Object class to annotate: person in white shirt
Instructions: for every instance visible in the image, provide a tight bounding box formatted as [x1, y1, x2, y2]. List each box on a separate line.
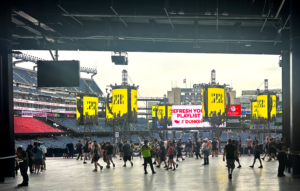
[202, 140, 209, 165]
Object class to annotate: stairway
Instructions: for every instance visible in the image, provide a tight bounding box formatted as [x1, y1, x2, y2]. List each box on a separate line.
[83, 80, 94, 93]
[14, 71, 30, 84]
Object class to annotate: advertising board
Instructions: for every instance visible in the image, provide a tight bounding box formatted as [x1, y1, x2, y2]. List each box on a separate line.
[226, 104, 241, 116]
[170, 105, 226, 128]
[112, 89, 128, 121]
[251, 102, 258, 119]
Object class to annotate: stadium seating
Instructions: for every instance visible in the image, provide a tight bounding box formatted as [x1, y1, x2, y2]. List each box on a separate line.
[13, 67, 102, 96]
[14, 117, 63, 133]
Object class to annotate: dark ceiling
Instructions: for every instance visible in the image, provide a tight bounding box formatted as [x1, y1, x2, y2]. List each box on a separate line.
[10, 0, 288, 54]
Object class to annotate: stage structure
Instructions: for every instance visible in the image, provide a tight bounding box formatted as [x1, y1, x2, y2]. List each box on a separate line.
[105, 70, 138, 142]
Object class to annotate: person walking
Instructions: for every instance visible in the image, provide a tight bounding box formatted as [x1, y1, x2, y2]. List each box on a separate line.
[165, 143, 177, 171]
[249, 140, 263, 169]
[223, 139, 236, 180]
[232, 140, 241, 168]
[156, 141, 167, 168]
[139, 140, 156, 174]
[16, 147, 29, 187]
[245, 137, 252, 156]
[268, 138, 277, 161]
[122, 140, 133, 167]
[104, 142, 115, 168]
[76, 140, 83, 160]
[276, 137, 288, 177]
[176, 139, 185, 161]
[261, 137, 270, 161]
[212, 138, 218, 157]
[83, 140, 90, 164]
[92, 143, 103, 172]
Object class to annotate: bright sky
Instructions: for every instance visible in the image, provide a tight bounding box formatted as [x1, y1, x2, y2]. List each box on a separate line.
[16, 51, 281, 98]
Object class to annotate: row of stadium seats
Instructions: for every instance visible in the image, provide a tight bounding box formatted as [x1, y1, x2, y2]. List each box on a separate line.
[13, 67, 102, 94]
[15, 117, 63, 133]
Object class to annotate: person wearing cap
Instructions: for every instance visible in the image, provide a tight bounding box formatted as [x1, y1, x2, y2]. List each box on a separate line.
[139, 139, 156, 174]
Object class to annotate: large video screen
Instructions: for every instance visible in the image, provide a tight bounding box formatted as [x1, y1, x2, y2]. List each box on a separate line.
[37, 60, 80, 87]
[106, 103, 114, 125]
[112, 89, 128, 121]
[270, 95, 276, 120]
[83, 96, 98, 124]
[227, 104, 241, 116]
[76, 97, 82, 125]
[257, 95, 268, 119]
[203, 88, 225, 119]
[131, 89, 138, 122]
[170, 105, 226, 128]
[251, 101, 258, 119]
[157, 105, 166, 126]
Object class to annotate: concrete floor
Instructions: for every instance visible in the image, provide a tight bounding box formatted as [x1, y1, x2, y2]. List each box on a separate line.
[1, 155, 300, 191]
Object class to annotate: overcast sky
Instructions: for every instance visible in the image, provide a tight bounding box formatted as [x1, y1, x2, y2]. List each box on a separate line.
[16, 51, 281, 98]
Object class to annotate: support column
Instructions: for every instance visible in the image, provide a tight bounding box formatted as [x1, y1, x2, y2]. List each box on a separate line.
[290, 0, 300, 178]
[0, 0, 15, 181]
[281, 0, 290, 147]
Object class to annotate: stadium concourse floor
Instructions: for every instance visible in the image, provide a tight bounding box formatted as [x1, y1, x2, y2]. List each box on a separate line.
[1, 155, 300, 191]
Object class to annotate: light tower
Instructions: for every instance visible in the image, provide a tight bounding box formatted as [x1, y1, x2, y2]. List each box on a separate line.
[122, 69, 128, 87]
[211, 69, 216, 85]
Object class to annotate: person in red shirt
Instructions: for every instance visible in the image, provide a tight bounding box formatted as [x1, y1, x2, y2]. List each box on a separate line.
[166, 143, 177, 171]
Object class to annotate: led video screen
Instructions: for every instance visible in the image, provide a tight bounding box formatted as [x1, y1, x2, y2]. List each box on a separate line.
[37, 60, 80, 87]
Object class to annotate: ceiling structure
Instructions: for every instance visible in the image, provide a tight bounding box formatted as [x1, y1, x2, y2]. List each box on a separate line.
[10, 0, 288, 54]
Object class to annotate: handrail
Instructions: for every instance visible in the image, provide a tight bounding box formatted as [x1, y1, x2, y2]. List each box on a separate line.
[0, 155, 16, 160]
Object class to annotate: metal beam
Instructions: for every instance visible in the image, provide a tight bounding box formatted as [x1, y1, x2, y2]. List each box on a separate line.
[57, 5, 83, 25]
[164, 8, 174, 29]
[62, 13, 281, 20]
[275, 0, 286, 19]
[278, 14, 290, 33]
[49, 50, 55, 61]
[261, 10, 271, 32]
[110, 7, 128, 27]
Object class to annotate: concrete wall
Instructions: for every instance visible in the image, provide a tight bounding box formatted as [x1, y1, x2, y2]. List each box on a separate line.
[172, 88, 181, 105]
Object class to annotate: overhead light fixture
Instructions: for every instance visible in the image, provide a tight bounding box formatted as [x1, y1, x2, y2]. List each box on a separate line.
[193, 43, 201, 49]
[178, 11, 184, 15]
[205, 12, 211, 15]
[118, 37, 124, 40]
[245, 43, 251, 47]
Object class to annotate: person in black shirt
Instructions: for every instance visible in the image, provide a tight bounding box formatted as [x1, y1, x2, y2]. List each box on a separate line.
[249, 140, 263, 169]
[76, 140, 83, 160]
[16, 147, 29, 187]
[212, 138, 218, 157]
[67, 142, 74, 158]
[176, 139, 185, 161]
[232, 140, 241, 168]
[276, 137, 287, 177]
[223, 139, 236, 180]
[104, 142, 115, 168]
[156, 141, 167, 168]
[83, 141, 90, 164]
[195, 139, 202, 159]
[92, 143, 103, 172]
[268, 138, 277, 161]
[26, 145, 34, 173]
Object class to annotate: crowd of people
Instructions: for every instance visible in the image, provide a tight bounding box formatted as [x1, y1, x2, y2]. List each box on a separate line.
[15, 135, 288, 186]
[15, 141, 47, 187]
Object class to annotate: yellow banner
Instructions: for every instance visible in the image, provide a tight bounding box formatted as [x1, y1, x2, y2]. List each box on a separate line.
[152, 105, 158, 117]
[207, 88, 225, 117]
[157, 105, 166, 125]
[167, 105, 172, 124]
[251, 102, 258, 119]
[202, 89, 205, 117]
[76, 97, 81, 122]
[257, 95, 268, 119]
[112, 89, 128, 120]
[83, 96, 98, 123]
[131, 89, 137, 121]
[270, 95, 276, 120]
